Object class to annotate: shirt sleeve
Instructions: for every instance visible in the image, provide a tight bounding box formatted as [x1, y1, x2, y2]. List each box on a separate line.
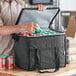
[0, 1, 3, 25]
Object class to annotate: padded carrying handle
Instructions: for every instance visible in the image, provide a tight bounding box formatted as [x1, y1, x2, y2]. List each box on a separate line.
[36, 47, 60, 73]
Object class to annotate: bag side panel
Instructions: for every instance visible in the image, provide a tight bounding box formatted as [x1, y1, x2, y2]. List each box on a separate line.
[14, 37, 29, 70]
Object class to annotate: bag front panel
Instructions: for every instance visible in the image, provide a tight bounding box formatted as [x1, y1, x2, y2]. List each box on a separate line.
[14, 34, 66, 70]
[29, 49, 37, 70]
[46, 36, 58, 48]
[39, 48, 56, 70]
[28, 37, 47, 49]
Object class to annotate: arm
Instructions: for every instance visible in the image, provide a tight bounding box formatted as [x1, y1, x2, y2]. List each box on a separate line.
[0, 2, 38, 35]
[0, 22, 38, 35]
[0, 3, 19, 35]
[0, 4, 38, 35]
[0, 25, 22, 35]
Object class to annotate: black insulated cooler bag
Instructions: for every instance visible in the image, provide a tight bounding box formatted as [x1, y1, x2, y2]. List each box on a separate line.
[13, 7, 66, 73]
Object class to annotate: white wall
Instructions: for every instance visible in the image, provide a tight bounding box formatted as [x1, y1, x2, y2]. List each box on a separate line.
[60, 0, 76, 11]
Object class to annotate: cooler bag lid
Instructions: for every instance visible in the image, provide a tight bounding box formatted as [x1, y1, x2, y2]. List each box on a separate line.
[16, 7, 60, 31]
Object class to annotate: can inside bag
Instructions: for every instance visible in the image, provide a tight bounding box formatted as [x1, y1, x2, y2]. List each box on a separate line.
[15, 8, 60, 37]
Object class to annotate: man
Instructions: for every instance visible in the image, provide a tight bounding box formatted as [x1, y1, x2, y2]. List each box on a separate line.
[0, 22, 38, 35]
[0, 0, 46, 56]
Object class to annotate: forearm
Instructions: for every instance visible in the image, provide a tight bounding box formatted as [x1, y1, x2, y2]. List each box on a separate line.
[0, 22, 38, 35]
[0, 25, 22, 35]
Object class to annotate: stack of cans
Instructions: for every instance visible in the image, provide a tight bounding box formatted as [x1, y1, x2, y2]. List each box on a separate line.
[19, 32, 42, 37]
[18, 25, 43, 37]
[18, 30, 57, 37]
[46, 30, 56, 34]
[41, 30, 56, 36]
[18, 25, 57, 37]
[19, 32, 34, 37]
[41, 31, 50, 35]
[0, 57, 6, 70]
[0, 56, 14, 70]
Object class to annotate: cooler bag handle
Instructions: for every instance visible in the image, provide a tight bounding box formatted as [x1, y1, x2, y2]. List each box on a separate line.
[36, 47, 60, 73]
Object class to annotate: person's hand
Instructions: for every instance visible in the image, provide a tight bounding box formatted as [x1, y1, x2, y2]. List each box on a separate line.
[36, 4, 46, 11]
[20, 22, 39, 33]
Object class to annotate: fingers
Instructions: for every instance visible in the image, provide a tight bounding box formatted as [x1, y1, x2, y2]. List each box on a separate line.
[30, 22, 38, 33]
[24, 22, 39, 33]
[37, 4, 42, 11]
[39, 4, 42, 11]
[33, 23, 39, 30]
[37, 4, 46, 11]
[33, 29, 36, 32]
[42, 5, 46, 11]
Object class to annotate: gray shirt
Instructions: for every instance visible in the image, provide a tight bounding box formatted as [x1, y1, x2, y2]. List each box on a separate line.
[0, 0, 54, 56]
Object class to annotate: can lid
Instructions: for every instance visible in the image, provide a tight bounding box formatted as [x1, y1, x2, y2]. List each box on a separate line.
[34, 26, 42, 34]
[50, 32, 56, 34]
[8, 56, 13, 58]
[3, 56, 8, 58]
[46, 30, 50, 32]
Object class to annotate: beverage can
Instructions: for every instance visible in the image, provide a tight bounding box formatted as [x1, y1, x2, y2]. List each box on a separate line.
[34, 26, 42, 34]
[7, 56, 14, 69]
[3, 56, 8, 68]
[0, 58, 3, 70]
[2, 58, 6, 70]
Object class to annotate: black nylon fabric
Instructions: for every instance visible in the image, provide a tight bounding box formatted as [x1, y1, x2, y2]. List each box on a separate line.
[14, 33, 66, 71]
[13, 7, 66, 72]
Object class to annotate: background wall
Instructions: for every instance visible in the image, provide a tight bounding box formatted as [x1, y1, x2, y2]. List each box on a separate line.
[60, 0, 76, 11]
